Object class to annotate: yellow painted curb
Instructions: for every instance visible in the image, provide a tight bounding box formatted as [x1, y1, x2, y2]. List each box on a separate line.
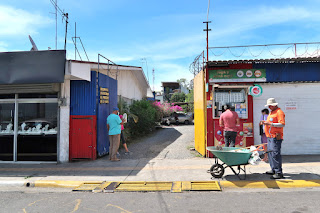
[32, 180, 320, 189]
[220, 180, 320, 189]
[34, 180, 102, 188]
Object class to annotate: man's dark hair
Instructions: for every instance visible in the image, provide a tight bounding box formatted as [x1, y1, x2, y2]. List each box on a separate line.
[262, 108, 269, 114]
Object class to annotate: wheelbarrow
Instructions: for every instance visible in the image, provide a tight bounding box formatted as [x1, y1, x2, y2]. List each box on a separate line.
[206, 146, 265, 180]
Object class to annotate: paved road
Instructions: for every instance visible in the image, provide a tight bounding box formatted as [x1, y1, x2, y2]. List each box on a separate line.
[1, 187, 320, 213]
[119, 125, 197, 160]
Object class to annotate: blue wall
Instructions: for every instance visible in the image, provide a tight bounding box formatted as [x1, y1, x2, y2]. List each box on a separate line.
[70, 71, 118, 157]
[253, 62, 320, 82]
[96, 72, 117, 157]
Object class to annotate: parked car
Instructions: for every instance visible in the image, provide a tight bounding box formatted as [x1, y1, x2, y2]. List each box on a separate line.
[161, 112, 193, 125]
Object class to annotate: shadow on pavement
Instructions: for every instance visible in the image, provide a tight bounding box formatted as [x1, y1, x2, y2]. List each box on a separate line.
[0, 127, 183, 178]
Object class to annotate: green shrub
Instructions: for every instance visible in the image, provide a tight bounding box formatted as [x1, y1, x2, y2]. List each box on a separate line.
[128, 100, 157, 138]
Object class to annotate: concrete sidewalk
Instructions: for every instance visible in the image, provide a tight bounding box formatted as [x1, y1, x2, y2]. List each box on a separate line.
[1, 155, 320, 189]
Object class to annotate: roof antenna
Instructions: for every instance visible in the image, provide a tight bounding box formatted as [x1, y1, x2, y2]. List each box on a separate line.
[29, 35, 38, 51]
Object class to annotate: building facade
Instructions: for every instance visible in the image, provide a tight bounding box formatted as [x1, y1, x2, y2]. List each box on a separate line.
[194, 57, 320, 156]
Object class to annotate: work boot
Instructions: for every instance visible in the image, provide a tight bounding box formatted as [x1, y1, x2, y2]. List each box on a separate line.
[265, 170, 275, 175]
[270, 173, 284, 179]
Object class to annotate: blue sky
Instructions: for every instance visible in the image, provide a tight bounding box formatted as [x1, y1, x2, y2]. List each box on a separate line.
[1, 0, 320, 91]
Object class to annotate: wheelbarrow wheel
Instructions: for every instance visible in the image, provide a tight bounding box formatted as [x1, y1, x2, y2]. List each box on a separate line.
[209, 164, 225, 178]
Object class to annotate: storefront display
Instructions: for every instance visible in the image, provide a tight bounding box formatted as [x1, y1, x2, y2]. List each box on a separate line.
[0, 94, 58, 161]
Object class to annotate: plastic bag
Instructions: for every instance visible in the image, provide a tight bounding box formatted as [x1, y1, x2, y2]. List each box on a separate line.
[122, 113, 128, 123]
[248, 146, 262, 165]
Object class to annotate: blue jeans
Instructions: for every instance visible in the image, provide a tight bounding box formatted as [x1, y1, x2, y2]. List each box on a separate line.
[267, 137, 283, 174]
[224, 131, 237, 147]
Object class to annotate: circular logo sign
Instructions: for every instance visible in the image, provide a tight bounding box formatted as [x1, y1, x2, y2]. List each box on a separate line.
[246, 70, 253, 77]
[237, 70, 244, 78]
[249, 85, 263, 97]
[254, 70, 262, 78]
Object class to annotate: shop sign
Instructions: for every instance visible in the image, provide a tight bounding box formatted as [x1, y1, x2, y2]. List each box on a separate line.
[100, 87, 109, 104]
[285, 101, 297, 110]
[249, 85, 263, 97]
[209, 69, 266, 83]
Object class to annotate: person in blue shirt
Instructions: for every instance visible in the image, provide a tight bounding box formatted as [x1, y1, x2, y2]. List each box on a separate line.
[107, 107, 124, 161]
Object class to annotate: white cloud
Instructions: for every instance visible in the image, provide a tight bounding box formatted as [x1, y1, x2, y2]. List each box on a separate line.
[153, 63, 194, 91]
[212, 6, 320, 40]
[0, 5, 53, 36]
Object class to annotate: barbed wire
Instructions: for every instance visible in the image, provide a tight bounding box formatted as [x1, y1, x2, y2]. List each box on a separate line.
[227, 47, 246, 58]
[247, 45, 265, 57]
[190, 42, 320, 77]
[189, 51, 205, 76]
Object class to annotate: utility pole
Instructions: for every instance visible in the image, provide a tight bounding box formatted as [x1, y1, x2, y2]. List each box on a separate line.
[64, 13, 69, 50]
[203, 21, 211, 62]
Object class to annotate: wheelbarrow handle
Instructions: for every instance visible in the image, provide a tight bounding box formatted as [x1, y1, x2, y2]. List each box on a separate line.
[234, 143, 266, 152]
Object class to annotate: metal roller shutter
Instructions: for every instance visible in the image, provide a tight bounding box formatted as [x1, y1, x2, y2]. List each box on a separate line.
[0, 83, 60, 94]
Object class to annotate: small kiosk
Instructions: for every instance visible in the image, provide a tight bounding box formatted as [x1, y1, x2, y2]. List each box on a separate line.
[194, 57, 320, 157]
[207, 67, 265, 156]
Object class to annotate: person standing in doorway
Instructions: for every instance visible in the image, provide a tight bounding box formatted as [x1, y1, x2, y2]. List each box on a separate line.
[107, 107, 124, 161]
[219, 104, 240, 147]
[263, 98, 285, 179]
[260, 108, 269, 162]
[260, 108, 269, 144]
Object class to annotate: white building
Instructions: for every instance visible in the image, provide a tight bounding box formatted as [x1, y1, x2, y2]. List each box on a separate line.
[68, 60, 153, 104]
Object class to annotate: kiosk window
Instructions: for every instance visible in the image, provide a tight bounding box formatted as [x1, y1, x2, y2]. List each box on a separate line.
[213, 88, 248, 118]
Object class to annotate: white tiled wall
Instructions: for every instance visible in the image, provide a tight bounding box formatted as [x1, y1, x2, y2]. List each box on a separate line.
[253, 83, 320, 155]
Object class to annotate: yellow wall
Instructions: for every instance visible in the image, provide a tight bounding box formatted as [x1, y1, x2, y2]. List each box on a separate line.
[194, 70, 206, 156]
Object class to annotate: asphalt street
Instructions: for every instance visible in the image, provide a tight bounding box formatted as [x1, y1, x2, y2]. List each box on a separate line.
[1, 187, 320, 213]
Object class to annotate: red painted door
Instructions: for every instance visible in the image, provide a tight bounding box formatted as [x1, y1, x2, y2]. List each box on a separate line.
[70, 116, 96, 160]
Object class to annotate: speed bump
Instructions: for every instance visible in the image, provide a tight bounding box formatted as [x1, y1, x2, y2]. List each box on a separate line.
[115, 181, 172, 192]
[190, 181, 221, 191]
[72, 181, 221, 192]
[73, 182, 103, 191]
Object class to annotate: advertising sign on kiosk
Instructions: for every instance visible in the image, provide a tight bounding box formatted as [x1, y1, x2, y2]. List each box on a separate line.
[207, 69, 266, 154]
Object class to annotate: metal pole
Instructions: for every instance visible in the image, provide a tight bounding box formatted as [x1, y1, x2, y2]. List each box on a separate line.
[13, 94, 18, 162]
[207, 22, 209, 62]
[64, 13, 68, 50]
[203, 21, 211, 62]
[55, 0, 57, 49]
[294, 43, 297, 58]
[75, 22, 76, 60]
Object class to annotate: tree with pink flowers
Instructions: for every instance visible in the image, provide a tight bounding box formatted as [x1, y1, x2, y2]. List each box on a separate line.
[153, 102, 183, 118]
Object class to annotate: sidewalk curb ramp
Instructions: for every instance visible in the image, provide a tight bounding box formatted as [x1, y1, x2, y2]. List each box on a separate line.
[10, 179, 320, 192]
